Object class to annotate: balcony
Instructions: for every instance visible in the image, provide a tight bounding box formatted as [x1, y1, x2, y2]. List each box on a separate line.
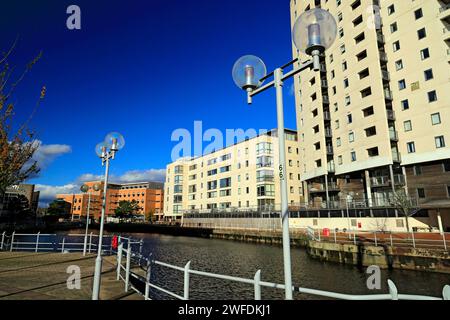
[379, 52, 388, 62]
[321, 80, 328, 88]
[326, 145, 334, 155]
[392, 151, 401, 163]
[322, 95, 330, 104]
[323, 111, 331, 121]
[393, 174, 406, 186]
[371, 176, 390, 187]
[439, 4, 450, 23]
[327, 161, 335, 173]
[371, 175, 405, 187]
[319, 63, 326, 73]
[325, 128, 333, 138]
[381, 70, 390, 81]
[444, 26, 450, 41]
[377, 33, 385, 44]
[389, 130, 399, 142]
[256, 176, 275, 183]
[309, 182, 339, 193]
[384, 88, 393, 101]
[386, 110, 396, 121]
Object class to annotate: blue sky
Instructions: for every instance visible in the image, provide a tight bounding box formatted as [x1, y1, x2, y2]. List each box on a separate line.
[1, 0, 298, 203]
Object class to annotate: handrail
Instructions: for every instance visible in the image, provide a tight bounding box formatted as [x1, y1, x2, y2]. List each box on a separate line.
[116, 244, 448, 301]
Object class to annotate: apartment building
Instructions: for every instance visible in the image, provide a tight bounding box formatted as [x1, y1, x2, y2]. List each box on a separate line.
[164, 129, 304, 220]
[290, 0, 450, 229]
[57, 181, 164, 221]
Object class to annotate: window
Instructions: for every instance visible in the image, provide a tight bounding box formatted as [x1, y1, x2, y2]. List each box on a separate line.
[353, 15, 363, 27]
[361, 87, 372, 98]
[345, 96, 351, 106]
[356, 50, 367, 61]
[401, 99, 409, 110]
[219, 177, 231, 188]
[331, 70, 335, 78]
[336, 137, 342, 147]
[340, 44, 346, 54]
[312, 109, 318, 117]
[420, 48, 430, 60]
[417, 188, 426, 199]
[407, 142, 416, 153]
[387, 4, 395, 15]
[414, 8, 423, 20]
[367, 147, 379, 157]
[330, 54, 334, 63]
[395, 60, 403, 71]
[347, 114, 353, 124]
[349, 132, 355, 142]
[393, 41, 400, 52]
[342, 61, 348, 71]
[404, 120, 412, 132]
[398, 79, 406, 90]
[313, 125, 320, 134]
[343, 78, 349, 88]
[365, 126, 377, 137]
[414, 165, 422, 176]
[338, 155, 343, 165]
[351, 0, 361, 10]
[428, 90, 437, 102]
[351, 151, 357, 162]
[359, 68, 369, 79]
[431, 113, 441, 125]
[316, 159, 322, 168]
[339, 28, 344, 38]
[390, 22, 397, 33]
[417, 28, 426, 40]
[314, 142, 321, 150]
[444, 160, 450, 172]
[335, 120, 340, 129]
[424, 69, 433, 81]
[354, 32, 365, 44]
[310, 77, 316, 86]
[363, 106, 374, 117]
[435, 136, 446, 148]
[337, 12, 343, 22]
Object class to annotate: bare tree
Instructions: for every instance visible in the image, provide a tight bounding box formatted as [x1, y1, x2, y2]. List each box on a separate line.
[0, 38, 45, 196]
[390, 188, 418, 233]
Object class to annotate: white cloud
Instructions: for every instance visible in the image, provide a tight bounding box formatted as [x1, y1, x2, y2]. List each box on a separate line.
[35, 169, 166, 207]
[35, 183, 79, 203]
[26, 140, 72, 177]
[114, 169, 166, 183]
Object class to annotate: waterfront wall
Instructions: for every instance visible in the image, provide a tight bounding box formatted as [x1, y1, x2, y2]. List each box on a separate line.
[184, 217, 432, 232]
[307, 240, 450, 274]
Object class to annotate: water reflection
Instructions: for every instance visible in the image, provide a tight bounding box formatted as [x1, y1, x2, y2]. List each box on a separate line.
[123, 233, 448, 300]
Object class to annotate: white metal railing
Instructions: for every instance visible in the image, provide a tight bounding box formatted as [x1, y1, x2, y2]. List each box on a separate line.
[115, 242, 450, 301]
[1, 232, 115, 254]
[306, 228, 449, 251]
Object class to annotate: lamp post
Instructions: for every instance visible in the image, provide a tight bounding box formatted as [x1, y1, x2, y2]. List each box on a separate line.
[232, 8, 337, 300]
[91, 132, 125, 300]
[339, 191, 354, 238]
[80, 183, 100, 256]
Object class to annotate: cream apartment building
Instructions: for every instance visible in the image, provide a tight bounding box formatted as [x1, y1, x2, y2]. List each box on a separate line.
[290, 0, 450, 230]
[164, 129, 304, 220]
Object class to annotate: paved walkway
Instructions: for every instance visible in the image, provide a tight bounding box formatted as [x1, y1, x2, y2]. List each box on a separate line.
[0, 252, 142, 300]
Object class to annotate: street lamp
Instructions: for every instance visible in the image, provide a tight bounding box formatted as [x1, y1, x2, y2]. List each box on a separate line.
[80, 183, 100, 256]
[233, 8, 336, 300]
[91, 132, 125, 300]
[339, 191, 355, 237]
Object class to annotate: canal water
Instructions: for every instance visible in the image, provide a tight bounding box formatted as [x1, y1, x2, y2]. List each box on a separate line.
[114, 232, 449, 300]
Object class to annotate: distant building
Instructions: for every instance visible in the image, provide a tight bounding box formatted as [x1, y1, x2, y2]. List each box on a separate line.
[56, 181, 164, 221]
[0, 184, 40, 217]
[164, 129, 304, 221]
